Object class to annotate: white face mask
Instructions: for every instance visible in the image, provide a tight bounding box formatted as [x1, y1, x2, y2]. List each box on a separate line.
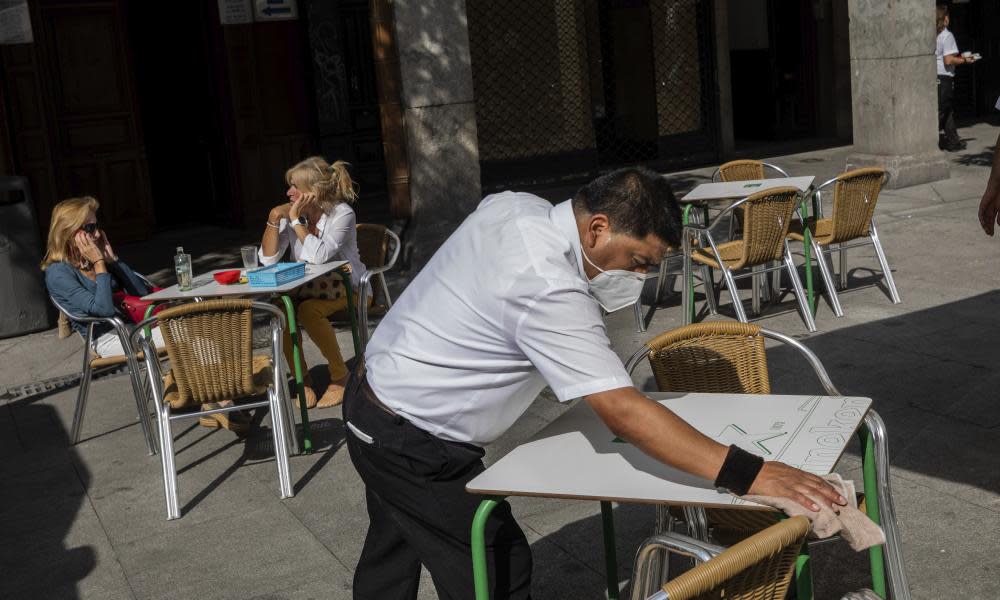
[581, 237, 652, 313]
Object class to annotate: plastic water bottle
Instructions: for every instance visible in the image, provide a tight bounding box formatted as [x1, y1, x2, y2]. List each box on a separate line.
[174, 246, 193, 291]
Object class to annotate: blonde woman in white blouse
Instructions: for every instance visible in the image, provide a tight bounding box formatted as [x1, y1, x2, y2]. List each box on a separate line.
[259, 156, 367, 408]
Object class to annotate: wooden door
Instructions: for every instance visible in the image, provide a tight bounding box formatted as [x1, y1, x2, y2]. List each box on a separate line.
[218, 18, 316, 225]
[1, 0, 153, 241]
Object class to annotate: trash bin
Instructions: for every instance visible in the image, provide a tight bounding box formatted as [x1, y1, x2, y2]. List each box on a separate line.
[0, 176, 53, 338]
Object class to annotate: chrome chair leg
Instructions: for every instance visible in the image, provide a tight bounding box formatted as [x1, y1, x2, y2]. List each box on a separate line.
[682, 236, 693, 325]
[633, 300, 646, 333]
[751, 265, 763, 316]
[839, 244, 848, 290]
[812, 239, 844, 317]
[720, 267, 747, 323]
[159, 403, 181, 520]
[682, 505, 710, 542]
[783, 241, 817, 332]
[70, 329, 94, 445]
[700, 265, 718, 315]
[123, 345, 157, 456]
[865, 410, 911, 600]
[870, 221, 902, 304]
[268, 386, 294, 499]
[277, 362, 297, 451]
[155, 403, 176, 520]
[378, 273, 393, 308]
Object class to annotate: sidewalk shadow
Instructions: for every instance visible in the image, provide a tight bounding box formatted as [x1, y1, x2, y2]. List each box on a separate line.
[1, 402, 96, 599]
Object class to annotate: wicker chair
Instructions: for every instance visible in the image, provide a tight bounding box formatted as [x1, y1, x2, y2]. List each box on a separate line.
[624, 322, 910, 599]
[712, 159, 790, 183]
[712, 160, 791, 295]
[49, 293, 166, 455]
[355, 223, 400, 350]
[629, 516, 810, 600]
[131, 299, 294, 520]
[788, 168, 900, 317]
[683, 186, 816, 331]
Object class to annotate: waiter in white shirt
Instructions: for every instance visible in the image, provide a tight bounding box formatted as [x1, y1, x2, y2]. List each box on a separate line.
[343, 167, 845, 599]
[936, 5, 973, 151]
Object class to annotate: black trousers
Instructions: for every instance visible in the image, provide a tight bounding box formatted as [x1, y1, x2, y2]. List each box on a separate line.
[343, 365, 532, 600]
[938, 75, 958, 144]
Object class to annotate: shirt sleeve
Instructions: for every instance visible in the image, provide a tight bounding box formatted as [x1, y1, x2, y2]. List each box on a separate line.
[512, 283, 634, 402]
[106, 260, 151, 296]
[299, 207, 354, 264]
[259, 220, 289, 266]
[45, 264, 116, 318]
[943, 31, 959, 56]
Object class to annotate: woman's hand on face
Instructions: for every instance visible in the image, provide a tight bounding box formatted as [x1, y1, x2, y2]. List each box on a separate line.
[97, 231, 117, 262]
[74, 232, 105, 265]
[288, 192, 317, 222]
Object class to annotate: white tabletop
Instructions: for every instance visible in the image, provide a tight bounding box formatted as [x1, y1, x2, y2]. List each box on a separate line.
[680, 176, 815, 203]
[466, 391, 870, 509]
[141, 261, 349, 302]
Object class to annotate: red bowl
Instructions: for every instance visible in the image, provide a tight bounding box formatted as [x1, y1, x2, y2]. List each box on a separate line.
[213, 269, 242, 285]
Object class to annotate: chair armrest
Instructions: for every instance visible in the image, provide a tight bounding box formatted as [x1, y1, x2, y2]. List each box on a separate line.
[632, 531, 726, 600]
[760, 328, 841, 396]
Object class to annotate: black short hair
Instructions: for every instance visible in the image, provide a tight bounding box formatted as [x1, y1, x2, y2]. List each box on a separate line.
[571, 167, 683, 247]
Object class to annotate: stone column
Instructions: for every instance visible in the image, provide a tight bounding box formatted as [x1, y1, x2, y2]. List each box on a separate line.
[391, 0, 481, 269]
[845, 0, 949, 188]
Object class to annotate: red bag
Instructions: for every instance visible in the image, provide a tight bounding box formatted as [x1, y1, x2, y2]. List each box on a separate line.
[113, 289, 164, 324]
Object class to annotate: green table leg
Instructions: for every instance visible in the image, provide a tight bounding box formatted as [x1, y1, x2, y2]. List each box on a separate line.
[801, 199, 816, 315]
[861, 425, 888, 598]
[796, 543, 814, 600]
[472, 497, 503, 600]
[702, 204, 714, 315]
[337, 268, 362, 357]
[683, 204, 695, 323]
[601, 501, 620, 600]
[142, 304, 156, 340]
[280, 295, 313, 454]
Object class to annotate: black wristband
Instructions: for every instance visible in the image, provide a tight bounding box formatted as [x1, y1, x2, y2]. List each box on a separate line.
[713, 444, 765, 496]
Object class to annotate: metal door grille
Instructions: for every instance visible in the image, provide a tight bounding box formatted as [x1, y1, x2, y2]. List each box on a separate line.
[467, 0, 719, 190]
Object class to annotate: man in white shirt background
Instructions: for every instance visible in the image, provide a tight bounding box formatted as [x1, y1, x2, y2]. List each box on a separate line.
[342, 167, 845, 599]
[936, 4, 973, 152]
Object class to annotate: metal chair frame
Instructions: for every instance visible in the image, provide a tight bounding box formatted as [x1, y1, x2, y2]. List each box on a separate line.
[682, 192, 817, 332]
[632, 531, 726, 600]
[132, 301, 294, 520]
[358, 227, 401, 350]
[633, 256, 717, 333]
[624, 326, 910, 600]
[49, 293, 158, 455]
[801, 172, 901, 317]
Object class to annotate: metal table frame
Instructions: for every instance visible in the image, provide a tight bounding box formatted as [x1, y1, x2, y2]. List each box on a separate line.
[469, 408, 909, 600]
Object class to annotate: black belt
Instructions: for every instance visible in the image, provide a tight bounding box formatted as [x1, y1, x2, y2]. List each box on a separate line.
[352, 358, 396, 416]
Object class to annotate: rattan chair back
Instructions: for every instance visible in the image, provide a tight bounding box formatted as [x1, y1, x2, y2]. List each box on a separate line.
[155, 299, 255, 406]
[718, 160, 765, 182]
[828, 167, 885, 244]
[737, 187, 800, 269]
[646, 322, 770, 395]
[356, 223, 389, 270]
[660, 516, 810, 600]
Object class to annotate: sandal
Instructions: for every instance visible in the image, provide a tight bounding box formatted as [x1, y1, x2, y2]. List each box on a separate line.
[295, 384, 318, 409]
[317, 378, 347, 409]
[198, 401, 251, 436]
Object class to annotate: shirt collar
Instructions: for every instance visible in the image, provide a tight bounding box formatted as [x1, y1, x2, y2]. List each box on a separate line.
[550, 199, 586, 278]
